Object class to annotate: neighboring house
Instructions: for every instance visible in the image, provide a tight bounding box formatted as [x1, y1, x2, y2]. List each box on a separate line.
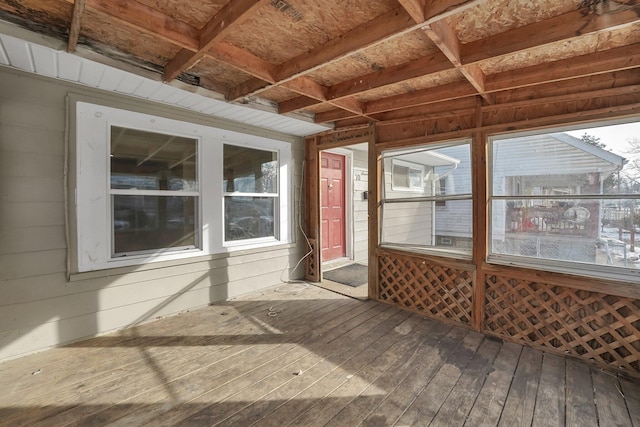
[434, 133, 626, 262]
[382, 148, 462, 247]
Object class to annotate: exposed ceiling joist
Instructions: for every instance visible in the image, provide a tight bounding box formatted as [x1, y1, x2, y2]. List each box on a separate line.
[67, 0, 86, 53]
[163, 0, 269, 82]
[3, 0, 639, 133]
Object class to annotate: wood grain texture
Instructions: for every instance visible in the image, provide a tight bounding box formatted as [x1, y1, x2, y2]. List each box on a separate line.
[1, 285, 639, 426]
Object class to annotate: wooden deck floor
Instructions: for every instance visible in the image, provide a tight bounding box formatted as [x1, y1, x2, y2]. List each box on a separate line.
[1, 283, 638, 427]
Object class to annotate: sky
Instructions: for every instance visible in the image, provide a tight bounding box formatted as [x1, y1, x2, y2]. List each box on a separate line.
[567, 121, 640, 157]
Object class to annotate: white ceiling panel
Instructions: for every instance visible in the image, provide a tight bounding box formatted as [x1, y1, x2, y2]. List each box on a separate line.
[2, 35, 33, 71]
[30, 43, 57, 78]
[77, 59, 105, 87]
[0, 31, 330, 137]
[56, 51, 82, 81]
[0, 38, 8, 65]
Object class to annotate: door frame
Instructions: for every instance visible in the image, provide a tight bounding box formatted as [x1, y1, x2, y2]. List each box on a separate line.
[304, 124, 378, 298]
[321, 148, 353, 263]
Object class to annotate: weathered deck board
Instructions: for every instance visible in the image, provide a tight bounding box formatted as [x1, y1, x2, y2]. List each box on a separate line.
[0, 283, 638, 427]
[593, 368, 635, 427]
[498, 346, 542, 426]
[566, 358, 598, 427]
[465, 341, 522, 426]
[532, 353, 566, 427]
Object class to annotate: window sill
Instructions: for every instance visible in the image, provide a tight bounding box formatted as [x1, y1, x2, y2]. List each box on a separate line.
[486, 255, 640, 286]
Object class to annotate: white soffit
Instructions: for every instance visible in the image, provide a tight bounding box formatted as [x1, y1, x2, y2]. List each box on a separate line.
[0, 30, 331, 137]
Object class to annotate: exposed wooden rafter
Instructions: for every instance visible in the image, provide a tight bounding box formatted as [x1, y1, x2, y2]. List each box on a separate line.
[67, 0, 86, 53]
[23, 0, 640, 126]
[163, 0, 269, 82]
[312, 11, 640, 123]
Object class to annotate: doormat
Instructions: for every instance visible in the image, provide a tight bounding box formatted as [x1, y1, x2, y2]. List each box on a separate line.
[323, 263, 368, 287]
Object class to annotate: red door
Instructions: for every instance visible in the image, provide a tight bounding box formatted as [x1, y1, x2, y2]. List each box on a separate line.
[321, 152, 346, 261]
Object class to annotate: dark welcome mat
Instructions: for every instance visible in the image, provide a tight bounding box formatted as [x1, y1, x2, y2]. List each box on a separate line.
[323, 263, 368, 287]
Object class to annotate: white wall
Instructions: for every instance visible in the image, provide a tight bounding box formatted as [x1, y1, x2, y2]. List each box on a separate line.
[352, 149, 369, 264]
[0, 67, 307, 361]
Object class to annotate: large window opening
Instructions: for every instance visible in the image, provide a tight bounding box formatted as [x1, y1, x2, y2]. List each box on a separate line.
[380, 140, 473, 256]
[489, 121, 640, 279]
[110, 126, 199, 256]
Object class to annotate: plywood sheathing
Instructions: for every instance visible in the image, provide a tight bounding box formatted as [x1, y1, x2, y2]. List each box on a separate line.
[135, 0, 227, 30]
[219, 0, 396, 65]
[479, 22, 640, 75]
[305, 30, 438, 87]
[491, 68, 640, 105]
[450, 0, 581, 44]
[80, 9, 182, 66]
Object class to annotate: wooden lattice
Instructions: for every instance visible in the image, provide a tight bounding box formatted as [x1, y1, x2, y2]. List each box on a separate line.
[378, 254, 473, 325]
[485, 274, 640, 375]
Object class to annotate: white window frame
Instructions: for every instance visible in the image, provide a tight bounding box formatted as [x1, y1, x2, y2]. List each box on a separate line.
[391, 159, 424, 192]
[108, 126, 200, 258]
[75, 102, 292, 272]
[222, 143, 281, 246]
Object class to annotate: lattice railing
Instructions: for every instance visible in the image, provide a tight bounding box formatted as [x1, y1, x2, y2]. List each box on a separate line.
[378, 253, 473, 325]
[485, 274, 640, 374]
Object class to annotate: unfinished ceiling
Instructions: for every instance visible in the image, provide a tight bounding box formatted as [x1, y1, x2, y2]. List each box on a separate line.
[0, 0, 638, 131]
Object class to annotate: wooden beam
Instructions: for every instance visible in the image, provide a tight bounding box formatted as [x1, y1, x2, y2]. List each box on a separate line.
[279, 96, 318, 115]
[227, 78, 271, 102]
[67, 0, 86, 53]
[207, 42, 277, 83]
[79, 0, 199, 50]
[461, 8, 640, 64]
[486, 84, 640, 112]
[397, 0, 426, 23]
[365, 80, 477, 114]
[281, 77, 328, 102]
[368, 122, 380, 300]
[275, 7, 415, 83]
[330, 97, 365, 116]
[328, 51, 453, 100]
[315, 108, 359, 124]
[373, 96, 478, 123]
[423, 20, 493, 103]
[163, 49, 205, 82]
[486, 43, 640, 92]
[231, 7, 420, 101]
[281, 77, 370, 118]
[424, 20, 461, 65]
[279, 51, 454, 114]
[492, 69, 640, 105]
[163, 0, 268, 82]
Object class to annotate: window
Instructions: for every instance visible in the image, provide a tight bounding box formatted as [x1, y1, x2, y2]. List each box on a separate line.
[380, 140, 472, 256]
[75, 102, 292, 272]
[110, 127, 199, 256]
[223, 145, 279, 242]
[489, 121, 640, 280]
[391, 160, 424, 192]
